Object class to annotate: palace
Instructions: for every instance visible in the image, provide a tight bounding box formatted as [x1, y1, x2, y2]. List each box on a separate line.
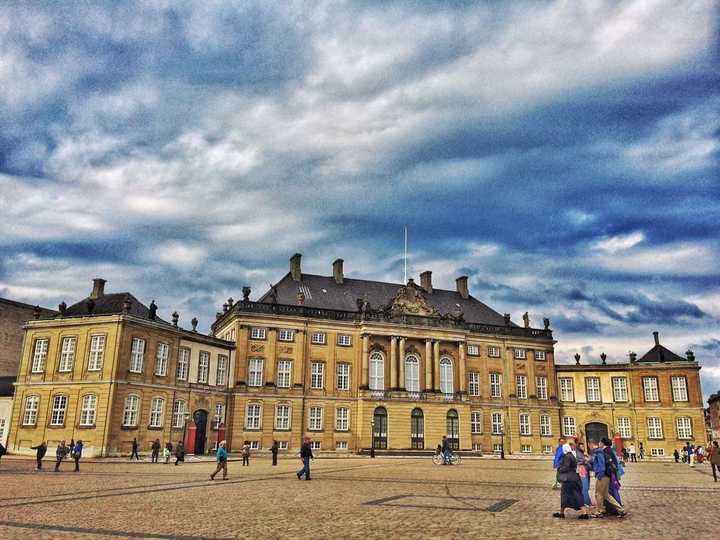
[5, 255, 707, 458]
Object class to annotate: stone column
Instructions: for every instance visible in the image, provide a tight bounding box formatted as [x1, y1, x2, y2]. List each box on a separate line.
[361, 334, 370, 388]
[390, 337, 398, 390]
[433, 340, 441, 392]
[266, 328, 277, 385]
[398, 337, 406, 390]
[425, 339, 433, 391]
[458, 341, 466, 393]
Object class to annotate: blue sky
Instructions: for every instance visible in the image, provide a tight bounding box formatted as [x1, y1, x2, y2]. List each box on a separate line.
[1, 1, 718, 397]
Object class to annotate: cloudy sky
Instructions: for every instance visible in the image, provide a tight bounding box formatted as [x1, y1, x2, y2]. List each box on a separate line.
[1, 1, 718, 396]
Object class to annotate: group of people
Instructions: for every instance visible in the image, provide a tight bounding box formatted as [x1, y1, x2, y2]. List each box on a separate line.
[674, 441, 720, 480]
[30, 440, 84, 472]
[131, 437, 186, 465]
[552, 435, 627, 520]
[207, 438, 308, 481]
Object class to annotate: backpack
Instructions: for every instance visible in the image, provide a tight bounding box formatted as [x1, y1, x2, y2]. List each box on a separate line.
[603, 447, 618, 476]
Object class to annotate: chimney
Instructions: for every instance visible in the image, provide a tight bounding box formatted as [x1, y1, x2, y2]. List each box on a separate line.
[653, 331, 660, 346]
[90, 278, 106, 299]
[456, 276, 469, 299]
[420, 271, 432, 293]
[290, 253, 302, 282]
[333, 258, 344, 284]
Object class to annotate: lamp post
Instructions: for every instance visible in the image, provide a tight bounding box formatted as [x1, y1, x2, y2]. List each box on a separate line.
[370, 420, 376, 458]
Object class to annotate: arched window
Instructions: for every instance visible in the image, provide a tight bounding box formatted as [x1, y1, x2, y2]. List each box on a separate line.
[369, 351, 385, 391]
[373, 406, 388, 449]
[447, 409, 459, 450]
[440, 357, 454, 395]
[411, 408, 424, 449]
[405, 354, 420, 393]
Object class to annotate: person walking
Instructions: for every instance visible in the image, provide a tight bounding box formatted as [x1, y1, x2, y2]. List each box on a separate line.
[54, 440, 68, 472]
[553, 441, 589, 519]
[131, 438, 140, 461]
[628, 443, 637, 463]
[72, 440, 83, 472]
[673, 448, 680, 463]
[575, 441, 592, 508]
[638, 442, 645, 460]
[441, 435, 451, 465]
[687, 443, 695, 467]
[709, 441, 720, 482]
[0, 441, 6, 464]
[31, 441, 47, 471]
[552, 437, 566, 489]
[163, 443, 171, 464]
[175, 441, 185, 465]
[271, 440, 279, 466]
[151, 439, 161, 463]
[591, 439, 627, 518]
[297, 437, 314, 480]
[210, 440, 228, 480]
[242, 441, 250, 466]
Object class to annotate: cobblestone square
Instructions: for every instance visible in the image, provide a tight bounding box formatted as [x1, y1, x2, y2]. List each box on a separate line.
[1, 455, 718, 539]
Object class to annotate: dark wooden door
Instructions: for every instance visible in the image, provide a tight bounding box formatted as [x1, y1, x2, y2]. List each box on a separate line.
[193, 410, 208, 455]
[447, 410, 459, 450]
[585, 422, 608, 446]
[373, 407, 388, 449]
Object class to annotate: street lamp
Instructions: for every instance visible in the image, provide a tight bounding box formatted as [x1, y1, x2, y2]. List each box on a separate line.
[370, 420, 376, 458]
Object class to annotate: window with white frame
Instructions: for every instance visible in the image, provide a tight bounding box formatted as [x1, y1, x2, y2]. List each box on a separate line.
[562, 416, 576, 437]
[617, 416, 632, 438]
[488, 346, 500, 358]
[676, 417, 692, 439]
[369, 352, 385, 390]
[277, 359, 292, 388]
[58, 337, 76, 372]
[336, 441, 348, 450]
[536, 376, 548, 400]
[540, 414, 551, 436]
[278, 329, 294, 342]
[50, 395, 68, 426]
[516, 375, 528, 399]
[31, 338, 48, 373]
[246, 403, 261, 429]
[534, 350, 546, 361]
[311, 362, 324, 389]
[469, 372, 480, 396]
[467, 344, 479, 356]
[336, 363, 350, 391]
[651, 448, 665, 457]
[311, 332, 326, 345]
[542, 444, 553, 454]
[249, 441, 260, 450]
[337, 334, 352, 346]
[155, 343, 169, 376]
[471, 411, 483, 434]
[440, 357, 453, 394]
[521, 444, 532, 453]
[643, 377, 659, 402]
[248, 358, 263, 387]
[23, 395, 39, 425]
[490, 373, 502, 398]
[176, 348, 189, 380]
[149, 397, 164, 428]
[493, 443, 503, 454]
[514, 348, 526, 359]
[336, 407, 349, 431]
[278, 441, 289, 450]
[671, 376, 688, 402]
[216, 354, 228, 386]
[472, 443, 482, 452]
[309, 406, 323, 431]
[88, 335, 105, 371]
[250, 327, 266, 340]
[559, 378, 574, 401]
[647, 417, 663, 439]
[214, 403, 225, 425]
[79, 394, 97, 426]
[519, 413, 531, 435]
[172, 400, 186, 428]
[130, 338, 145, 373]
[405, 355, 420, 392]
[491, 412, 503, 435]
[197, 351, 210, 383]
[612, 377, 628, 402]
[585, 377, 601, 402]
[275, 404, 290, 430]
[310, 441, 321, 450]
[123, 395, 140, 427]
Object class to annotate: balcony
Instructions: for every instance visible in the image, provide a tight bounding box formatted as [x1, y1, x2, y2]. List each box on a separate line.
[361, 389, 467, 403]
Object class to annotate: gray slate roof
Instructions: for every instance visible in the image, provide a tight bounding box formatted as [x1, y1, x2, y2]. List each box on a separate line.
[258, 273, 513, 326]
[61, 293, 171, 326]
[637, 344, 686, 363]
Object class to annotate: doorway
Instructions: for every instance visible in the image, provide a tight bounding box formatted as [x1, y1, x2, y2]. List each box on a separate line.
[373, 407, 388, 449]
[193, 410, 208, 455]
[585, 422, 609, 446]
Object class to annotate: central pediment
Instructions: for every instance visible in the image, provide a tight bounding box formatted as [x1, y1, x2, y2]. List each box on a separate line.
[387, 281, 439, 317]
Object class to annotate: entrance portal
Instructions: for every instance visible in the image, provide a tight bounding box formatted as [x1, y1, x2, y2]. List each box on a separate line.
[585, 422, 609, 446]
[193, 410, 208, 455]
[373, 407, 388, 449]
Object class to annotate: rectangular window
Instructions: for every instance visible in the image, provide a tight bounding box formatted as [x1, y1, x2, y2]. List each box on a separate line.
[155, 342, 169, 376]
[246, 403, 261, 429]
[468, 372, 480, 396]
[671, 376, 688, 402]
[490, 373, 502, 398]
[172, 400, 186, 428]
[491, 412, 503, 435]
[514, 348, 526, 359]
[651, 448, 665, 457]
[248, 358, 263, 386]
[472, 443, 482, 452]
[31, 338, 49, 373]
[275, 404, 291, 430]
[23, 395, 39, 425]
[617, 416, 632, 438]
[80, 394, 97, 426]
[311, 332, 326, 345]
[123, 395, 139, 427]
[337, 334, 352, 346]
[50, 395, 67, 426]
[471, 411, 483, 434]
[197, 351, 210, 383]
[516, 375, 527, 399]
[585, 377, 601, 402]
[487, 346, 500, 358]
[250, 327, 266, 340]
[58, 337, 76, 372]
[336, 441, 349, 450]
[521, 444, 532, 453]
[534, 350, 546, 361]
[519, 413, 531, 435]
[278, 441, 289, 450]
[130, 338, 145, 373]
[149, 398, 164, 428]
[336, 363, 350, 391]
[311, 362, 324, 389]
[249, 441, 260, 450]
[177, 348, 189, 380]
[467, 344, 479, 356]
[278, 329, 295, 342]
[277, 359, 292, 388]
[562, 416, 576, 437]
[216, 354, 228, 386]
[336, 407, 349, 431]
[309, 406, 323, 431]
[647, 417, 663, 439]
[676, 417, 692, 439]
[492, 443, 503, 454]
[540, 414, 551, 436]
[643, 377, 659, 402]
[310, 441, 321, 450]
[536, 376, 548, 400]
[542, 444, 553, 454]
[559, 378, 574, 402]
[612, 377, 628, 402]
[214, 403, 225, 426]
[88, 335, 105, 371]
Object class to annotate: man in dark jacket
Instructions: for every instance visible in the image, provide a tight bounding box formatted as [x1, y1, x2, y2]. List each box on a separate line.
[151, 439, 161, 463]
[131, 438, 140, 460]
[297, 437, 314, 480]
[72, 441, 83, 472]
[31, 441, 47, 470]
[54, 440, 68, 472]
[592, 439, 626, 517]
[175, 441, 185, 465]
[271, 440, 279, 466]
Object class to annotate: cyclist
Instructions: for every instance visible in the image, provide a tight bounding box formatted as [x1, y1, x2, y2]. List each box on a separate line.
[441, 436, 452, 465]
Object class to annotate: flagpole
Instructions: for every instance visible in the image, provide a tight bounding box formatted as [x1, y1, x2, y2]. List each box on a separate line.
[404, 226, 408, 284]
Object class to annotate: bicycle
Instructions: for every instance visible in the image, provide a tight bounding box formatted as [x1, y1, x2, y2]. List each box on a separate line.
[432, 452, 461, 465]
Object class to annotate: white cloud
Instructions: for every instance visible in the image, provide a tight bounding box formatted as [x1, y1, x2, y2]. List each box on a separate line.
[592, 232, 645, 254]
